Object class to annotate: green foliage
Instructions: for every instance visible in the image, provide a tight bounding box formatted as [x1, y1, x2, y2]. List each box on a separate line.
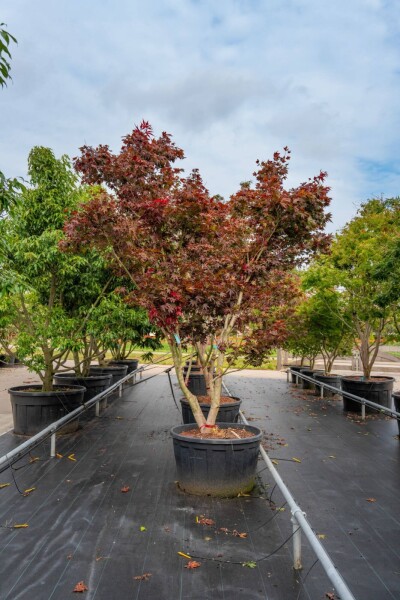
[0, 147, 104, 390]
[89, 293, 162, 360]
[0, 22, 17, 88]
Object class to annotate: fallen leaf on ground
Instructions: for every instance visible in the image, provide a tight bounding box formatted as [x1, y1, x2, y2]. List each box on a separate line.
[120, 486, 130, 493]
[68, 454, 77, 462]
[29, 456, 39, 463]
[328, 455, 336, 459]
[185, 560, 201, 569]
[73, 581, 88, 593]
[232, 530, 248, 538]
[198, 517, 215, 526]
[272, 459, 279, 465]
[13, 523, 29, 528]
[178, 551, 191, 559]
[317, 533, 326, 539]
[140, 526, 147, 532]
[0, 483, 11, 489]
[204, 536, 212, 541]
[23, 487, 36, 496]
[134, 573, 152, 581]
[219, 527, 229, 533]
[366, 498, 376, 503]
[325, 593, 336, 599]
[292, 457, 302, 463]
[56, 453, 63, 459]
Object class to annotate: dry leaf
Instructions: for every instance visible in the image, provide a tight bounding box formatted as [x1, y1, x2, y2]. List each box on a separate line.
[178, 551, 191, 559]
[317, 533, 326, 539]
[272, 459, 279, 465]
[23, 487, 36, 496]
[29, 456, 39, 463]
[325, 593, 336, 599]
[292, 457, 302, 463]
[185, 560, 201, 569]
[232, 530, 248, 538]
[0, 483, 11, 489]
[366, 498, 376, 503]
[13, 523, 29, 528]
[120, 486, 130, 493]
[198, 517, 215, 526]
[140, 526, 147, 532]
[328, 455, 336, 459]
[134, 573, 152, 581]
[219, 527, 229, 533]
[73, 581, 88, 593]
[68, 454, 77, 462]
[56, 453, 63, 459]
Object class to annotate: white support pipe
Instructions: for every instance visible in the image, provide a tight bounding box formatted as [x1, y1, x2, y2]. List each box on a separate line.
[50, 432, 56, 458]
[361, 403, 366, 421]
[95, 401, 100, 417]
[291, 514, 303, 570]
[222, 379, 357, 600]
[119, 384, 122, 398]
[320, 385, 324, 399]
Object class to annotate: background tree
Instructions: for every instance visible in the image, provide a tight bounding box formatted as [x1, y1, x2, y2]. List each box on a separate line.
[0, 147, 108, 390]
[318, 198, 400, 378]
[64, 123, 332, 429]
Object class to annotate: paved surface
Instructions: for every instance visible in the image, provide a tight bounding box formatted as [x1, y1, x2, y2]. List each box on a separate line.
[0, 370, 399, 598]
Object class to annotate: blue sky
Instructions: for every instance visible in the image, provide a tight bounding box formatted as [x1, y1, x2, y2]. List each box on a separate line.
[1, 0, 400, 232]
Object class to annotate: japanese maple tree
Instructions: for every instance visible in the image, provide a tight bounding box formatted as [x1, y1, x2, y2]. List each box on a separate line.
[64, 122, 331, 429]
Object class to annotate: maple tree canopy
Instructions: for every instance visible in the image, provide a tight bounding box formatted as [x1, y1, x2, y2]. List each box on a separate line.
[63, 121, 331, 428]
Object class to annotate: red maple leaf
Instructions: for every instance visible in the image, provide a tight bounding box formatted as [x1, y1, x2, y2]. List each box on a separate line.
[73, 581, 88, 593]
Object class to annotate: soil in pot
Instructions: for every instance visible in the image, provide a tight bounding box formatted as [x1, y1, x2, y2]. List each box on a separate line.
[171, 423, 262, 497]
[180, 396, 242, 424]
[341, 376, 394, 413]
[9, 384, 86, 436]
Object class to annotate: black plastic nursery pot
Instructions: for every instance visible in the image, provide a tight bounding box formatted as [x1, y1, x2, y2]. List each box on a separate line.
[89, 364, 128, 385]
[290, 365, 304, 384]
[341, 376, 395, 413]
[171, 423, 262, 497]
[180, 396, 242, 424]
[9, 384, 86, 436]
[183, 366, 207, 395]
[54, 373, 112, 413]
[108, 359, 139, 374]
[392, 393, 400, 436]
[300, 368, 324, 390]
[314, 374, 342, 398]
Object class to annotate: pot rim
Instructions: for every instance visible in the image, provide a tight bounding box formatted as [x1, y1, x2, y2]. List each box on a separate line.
[170, 422, 262, 444]
[8, 384, 86, 396]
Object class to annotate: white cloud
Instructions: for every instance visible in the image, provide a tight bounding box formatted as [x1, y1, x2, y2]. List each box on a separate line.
[1, 0, 400, 232]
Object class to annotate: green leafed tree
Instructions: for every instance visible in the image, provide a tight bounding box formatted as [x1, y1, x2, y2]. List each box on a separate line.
[0, 147, 108, 390]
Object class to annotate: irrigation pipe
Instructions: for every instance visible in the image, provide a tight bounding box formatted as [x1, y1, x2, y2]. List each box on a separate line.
[222, 379, 357, 600]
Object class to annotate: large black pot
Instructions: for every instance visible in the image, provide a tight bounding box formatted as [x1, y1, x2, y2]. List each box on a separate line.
[341, 376, 395, 413]
[180, 396, 242, 424]
[108, 359, 139, 374]
[89, 364, 128, 385]
[290, 365, 304, 384]
[314, 374, 342, 398]
[54, 373, 112, 413]
[171, 423, 262, 497]
[300, 368, 324, 390]
[392, 393, 400, 435]
[183, 363, 207, 396]
[9, 384, 86, 436]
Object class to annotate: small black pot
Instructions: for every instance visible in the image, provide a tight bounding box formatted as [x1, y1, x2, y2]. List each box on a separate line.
[54, 373, 112, 414]
[108, 359, 139, 374]
[341, 376, 395, 413]
[89, 364, 128, 385]
[171, 423, 262, 497]
[180, 396, 242, 424]
[300, 369, 324, 390]
[9, 384, 86, 436]
[314, 374, 342, 398]
[184, 370, 207, 395]
[290, 365, 304, 384]
[392, 393, 400, 436]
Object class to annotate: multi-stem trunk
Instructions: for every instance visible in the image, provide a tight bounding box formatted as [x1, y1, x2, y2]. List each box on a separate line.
[356, 319, 384, 380]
